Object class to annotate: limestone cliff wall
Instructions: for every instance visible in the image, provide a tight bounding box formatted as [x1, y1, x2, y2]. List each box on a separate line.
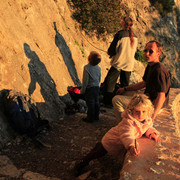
[0, 0, 179, 118]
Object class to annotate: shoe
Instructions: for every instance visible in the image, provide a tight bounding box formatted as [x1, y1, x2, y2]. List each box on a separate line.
[74, 160, 88, 177]
[82, 118, 93, 123]
[104, 104, 113, 109]
[100, 109, 106, 113]
[94, 118, 99, 121]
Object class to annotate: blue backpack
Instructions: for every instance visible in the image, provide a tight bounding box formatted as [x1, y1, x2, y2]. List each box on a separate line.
[3, 90, 50, 147]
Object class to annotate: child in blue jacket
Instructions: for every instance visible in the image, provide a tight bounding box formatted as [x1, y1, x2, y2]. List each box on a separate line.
[81, 51, 101, 123]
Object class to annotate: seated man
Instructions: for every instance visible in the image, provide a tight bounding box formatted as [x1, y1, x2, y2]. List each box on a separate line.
[112, 40, 171, 121]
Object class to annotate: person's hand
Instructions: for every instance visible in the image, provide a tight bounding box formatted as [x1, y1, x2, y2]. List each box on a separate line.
[149, 133, 160, 142]
[129, 144, 140, 156]
[116, 88, 125, 95]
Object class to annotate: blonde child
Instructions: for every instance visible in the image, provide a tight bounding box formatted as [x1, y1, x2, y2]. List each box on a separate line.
[74, 94, 160, 176]
[81, 51, 101, 123]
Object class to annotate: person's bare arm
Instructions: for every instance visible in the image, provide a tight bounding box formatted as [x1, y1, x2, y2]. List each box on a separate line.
[116, 81, 146, 95]
[152, 92, 166, 121]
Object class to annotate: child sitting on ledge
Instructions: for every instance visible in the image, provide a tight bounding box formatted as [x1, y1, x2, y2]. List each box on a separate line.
[74, 94, 160, 176]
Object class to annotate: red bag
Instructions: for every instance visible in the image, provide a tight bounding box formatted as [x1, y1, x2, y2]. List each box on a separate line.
[68, 87, 81, 94]
[67, 87, 84, 102]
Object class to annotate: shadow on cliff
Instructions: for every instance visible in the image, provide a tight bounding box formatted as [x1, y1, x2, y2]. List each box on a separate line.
[53, 22, 81, 86]
[24, 43, 65, 120]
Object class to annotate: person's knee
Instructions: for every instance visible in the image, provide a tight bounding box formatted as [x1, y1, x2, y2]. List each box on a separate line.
[112, 95, 128, 113]
[112, 95, 121, 108]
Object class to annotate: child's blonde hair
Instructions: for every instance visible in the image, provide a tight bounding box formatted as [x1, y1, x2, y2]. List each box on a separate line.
[126, 94, 154, 117]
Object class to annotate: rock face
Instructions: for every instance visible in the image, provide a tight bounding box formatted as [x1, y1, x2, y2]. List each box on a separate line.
[122, 0, 180, 87]
[0, 0, 179, 105]
[0, 1, 180, 147]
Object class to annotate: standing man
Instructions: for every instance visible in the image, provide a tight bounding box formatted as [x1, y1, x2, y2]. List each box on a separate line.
[112, 40, 171, 121]
[102, 17, 138, 106]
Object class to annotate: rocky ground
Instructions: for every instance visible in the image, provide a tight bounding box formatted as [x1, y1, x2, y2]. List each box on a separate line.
[0, 105, 125, 180]
[0, 89, 180, 180]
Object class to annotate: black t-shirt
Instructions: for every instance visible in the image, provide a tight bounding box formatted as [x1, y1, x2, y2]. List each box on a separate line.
[143, 62, 171, 107]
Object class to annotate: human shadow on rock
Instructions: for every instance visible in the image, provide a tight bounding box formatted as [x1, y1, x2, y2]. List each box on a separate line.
[24, 43, 65, 118]
[53, 22, 81, 86]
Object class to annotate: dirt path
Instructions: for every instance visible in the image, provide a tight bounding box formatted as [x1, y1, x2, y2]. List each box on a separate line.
[1, 106, 125, 180]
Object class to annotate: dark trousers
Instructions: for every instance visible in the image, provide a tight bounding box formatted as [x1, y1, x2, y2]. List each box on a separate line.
[104, 66, 131, 92]
[85, 86, 100, 122]
[75, 142, 127, 177]
[82, 142, 107, 164]
[102, 66, 131, 105]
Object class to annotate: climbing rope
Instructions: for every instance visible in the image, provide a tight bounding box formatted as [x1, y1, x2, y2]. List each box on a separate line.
[80, 32, 107, 53]
[58, 9, 108, 53]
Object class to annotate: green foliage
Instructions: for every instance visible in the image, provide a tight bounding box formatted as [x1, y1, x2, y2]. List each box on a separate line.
[135, 50, 147, 64]
[68, 0, 126, 37]
[150, 0, 175, 15]
[61, 17, 69, 29]
[75, 40, 86, 57]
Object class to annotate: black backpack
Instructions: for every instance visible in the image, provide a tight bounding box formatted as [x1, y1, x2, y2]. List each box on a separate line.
[3, 90, 50, 148]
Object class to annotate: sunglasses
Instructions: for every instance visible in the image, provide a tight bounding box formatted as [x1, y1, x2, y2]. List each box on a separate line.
[144, 49, 154, 54]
